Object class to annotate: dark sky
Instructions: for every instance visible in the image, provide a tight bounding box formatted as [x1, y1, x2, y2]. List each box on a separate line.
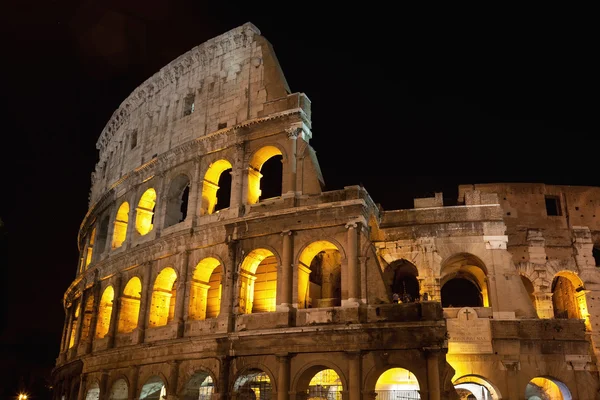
[0, 2, 597, 398]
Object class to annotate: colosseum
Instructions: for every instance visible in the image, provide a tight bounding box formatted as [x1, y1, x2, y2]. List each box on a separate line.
[52, 22, 600, 400]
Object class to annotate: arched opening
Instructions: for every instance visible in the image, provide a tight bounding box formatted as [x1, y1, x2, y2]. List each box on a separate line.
[441, 253, 489, 308]
[593, 246, 600, 267]
[96, 286, 114, 338]
[68, 298, 80, 348]
[239, 249, 278, 314]
[247, 146, 283, 205]
[189, 257, 223, 320]
[375, 367, 420, 399]
[383, 260, 420, 303]
[108, 378, 128, 400]
[164, 175, 190, 228]
[84, 227, 96, 269]
[552, 271, 589, 329]
[525, 376, 572, 400]
[94, 215, 109, 260]
[149, 267, 178, 327]
[112, 202, 129, 249]
[307, 369, 342, 399]
[136, 188, 157, 235]
[80, 294, 94, 342]
[453, 375, 500, 400]
[117, 277, 142, 333]
[181, 371, 214, 400]
[298, 241, 341, 309]
[85, 380, 100, 400]
[233, 369, 272, 400]
[201, 159, 233, 215]
[139, 376, 166, 400]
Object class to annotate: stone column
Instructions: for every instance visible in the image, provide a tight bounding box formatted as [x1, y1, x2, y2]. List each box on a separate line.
[100, 370, 110, 400]
[277, 230, 293, 311]
[63, 305, 75, 355]
[534, 292, 554, 319]
[73, 285, 89, 350]
[230, 142, 245, 210]
[77, 373, 87, 400]
[359, 256, 368, 304]
[425, 347, 441, 400]
[217, 356, 231, 400]
[217, 240, 236, 332]
[276, 353, 291, 400]
[344, 222, 360, 306]
[106, 275, 122, 349]
[175, 251, 190, 338]
[167, 360, 181, 400]
[129, 365, 140, 400]
[136, 262, 153, 344]
[347, 351, 361, 400]
[59, 307, 70, 354]
[284, 126, 300, 194]
[501, 360, 520, 400]
[86, 274, 101, 353]
[188, 157, 202, 225]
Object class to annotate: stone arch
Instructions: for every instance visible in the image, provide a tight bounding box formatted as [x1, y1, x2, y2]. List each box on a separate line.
[112, 202, 129, 249]
[551, 270, 589, 328]
[364, 361, 427, 399]
[239, 248, 279, 314]
[201, 159, 233, 215]
[68, 297, 81, 348]
[525, 376, 572, 400]
[453, 374, 502, 399]
[84, 379, 100, 400]
[80, 293, 95, 342]
[189, 257, 224, 320]
[164, 173, 191, 228]
[292, 360, 347, 399]
[247, 145, 285, 205]
[372, 367, 422, 399]
[96, 285, 114, 338]
[179, 369, 216, 400]
[136, 188, 157, 236]
[383, 259, 420, 303]
[441, 253, 489, 308]
[117, 276, 142, 333]
[139, 375, 167, 400]
[297, 240, 343, 309]
[108, 377, 129, 400]
[232, 365, 276, 399]
[149, 267, 178, 327]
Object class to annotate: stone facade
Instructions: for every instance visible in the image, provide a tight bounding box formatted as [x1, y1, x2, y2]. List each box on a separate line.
[52, 23, 600, 400]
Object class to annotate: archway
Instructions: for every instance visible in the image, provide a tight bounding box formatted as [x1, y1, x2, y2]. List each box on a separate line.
[85, 380, 100, 400]
[149, 267, 178, 327]
[525, 377, 572, 400]
[117, 277, 142, 333]
[112, 202, 129, 249]
[383, 260, 420, 303]
[298, 241, 342, 308]
[453, 375, 500, 400]
[233, 368, 272, 400]
[441, 253, 489, 308]
[164, 174, 190, 228]
[139, 376, 166, 400]
[375, 367, 420, 399]
[239, 249, 278, 313]
[108, 378, 128, 400]
[96, 286, 114, 338]
[247, 146, 283, 205]
[181, 371, 214, 400]
[201, 159, 232, 215]
[189, 257, 223, 320]
[136, 188, 157, 235]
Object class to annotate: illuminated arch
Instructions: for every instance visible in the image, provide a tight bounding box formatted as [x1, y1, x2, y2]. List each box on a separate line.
[189, 257, 223, 320]
[526, 376, 572, 400]
[68, 298, 80, 348]
[180, 370, 215, 400]
[552, 270, 589, 329]
[149, 267, 178, 327]
[139, 376, 166, 400]
[441, 253, 489, 308]
[247, 145, 283, 205]
[375, 367, 421, 399]
[112, 202, 129, 249]
[85, 380, 100, 400]
[297, 240, 341, 309]
[80, 294, 95, 342]
[136, 188, 157, 235]
[117, 277, 142, 333]
[96, 286, 114, 338]
[239, 249, 278, 314]
[293, 362, 346, 400]
[164, 174, 191, 228]
[201, 159, 233, 215]
[108, 378, 128, 400]
[453, 375, 502, 399]
[233, 368, 273, 399]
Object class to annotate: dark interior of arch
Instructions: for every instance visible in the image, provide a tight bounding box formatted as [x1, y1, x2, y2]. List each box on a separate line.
[593, 246, 600, 267]
[260, 155, 283, 200]
[386, 260, 420, 302]
[442, 278, 483, 307]
[215, 168, 232, 212]
[179, 184, 189, 222]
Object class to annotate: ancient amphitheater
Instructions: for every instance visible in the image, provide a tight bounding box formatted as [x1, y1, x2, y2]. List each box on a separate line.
[52, 22, 600, 400]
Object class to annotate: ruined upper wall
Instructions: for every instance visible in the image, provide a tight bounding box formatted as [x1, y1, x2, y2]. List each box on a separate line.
[89, 23, 300, 204]
[458, 183, 600, 238]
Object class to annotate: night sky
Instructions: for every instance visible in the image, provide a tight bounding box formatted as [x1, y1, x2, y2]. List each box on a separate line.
[0, 2, 597, 399]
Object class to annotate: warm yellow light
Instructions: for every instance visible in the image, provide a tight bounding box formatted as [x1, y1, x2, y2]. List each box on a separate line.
[112, 202, 129, 248]
[18, 394, 28, 400]
[201, 159, 232, 215]
[136, 188, 156, 235]
[247, 146, 282, 205]
[149, 267, 178, 327]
